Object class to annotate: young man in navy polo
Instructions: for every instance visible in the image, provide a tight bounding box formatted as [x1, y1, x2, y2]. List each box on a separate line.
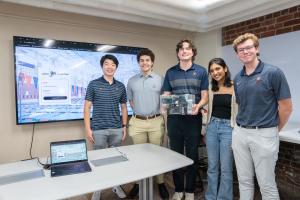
[84, 54, 128, 199]
[232, 33, 292, 200]
[162, 39, 209, 200]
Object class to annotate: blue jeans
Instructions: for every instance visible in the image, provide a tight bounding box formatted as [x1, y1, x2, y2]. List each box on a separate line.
[205, 117, 233, 200]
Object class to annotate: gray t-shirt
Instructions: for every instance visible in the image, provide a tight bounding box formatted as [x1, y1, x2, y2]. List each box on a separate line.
[127, 72, 163, 116]
[234, 61, 291, 127]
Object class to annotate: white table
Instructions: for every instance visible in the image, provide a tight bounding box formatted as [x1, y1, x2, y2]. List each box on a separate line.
[279, 128, 300, 144]
[0, 143, 193, 200]
[279, 123, 300, 144]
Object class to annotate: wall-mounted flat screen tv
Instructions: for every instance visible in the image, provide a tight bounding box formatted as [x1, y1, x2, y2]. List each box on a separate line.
[14, 36, 142, 124]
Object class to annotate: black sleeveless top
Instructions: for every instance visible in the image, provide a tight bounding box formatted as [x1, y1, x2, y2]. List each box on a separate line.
[211, 94, 232, 119]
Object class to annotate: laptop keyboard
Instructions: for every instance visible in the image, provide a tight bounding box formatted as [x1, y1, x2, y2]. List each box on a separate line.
[51, 162, 91, 177]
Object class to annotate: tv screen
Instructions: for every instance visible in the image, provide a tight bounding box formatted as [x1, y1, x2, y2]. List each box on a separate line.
[14, 36, 142, 124]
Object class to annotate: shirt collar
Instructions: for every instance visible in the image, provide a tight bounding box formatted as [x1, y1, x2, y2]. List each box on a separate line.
[175, 63, 195, 71]
[100, 76, 116, 84]
[240, 60, 264, 76]
[139, 72, 154, 78]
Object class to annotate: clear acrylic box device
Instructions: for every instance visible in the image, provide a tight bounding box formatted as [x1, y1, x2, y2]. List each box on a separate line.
[160, 94, 195, 115]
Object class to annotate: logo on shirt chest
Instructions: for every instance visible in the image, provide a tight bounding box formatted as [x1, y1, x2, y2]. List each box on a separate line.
[193, 72, 197, 76]
[256, 76, 262, 84]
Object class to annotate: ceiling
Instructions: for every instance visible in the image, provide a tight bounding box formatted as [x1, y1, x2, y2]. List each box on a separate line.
[1, 0, 300, 32]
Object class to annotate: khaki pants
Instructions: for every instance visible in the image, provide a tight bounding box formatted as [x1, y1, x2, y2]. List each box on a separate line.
[128, 115, 165, 184]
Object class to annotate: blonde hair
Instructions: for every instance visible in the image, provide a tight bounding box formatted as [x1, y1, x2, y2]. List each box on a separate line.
[232, 33, 259, 53]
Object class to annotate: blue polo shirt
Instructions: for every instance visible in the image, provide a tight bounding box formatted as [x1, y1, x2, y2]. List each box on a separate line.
[85, 76, 127, 130]
[162, 63, 208, 103]
[234, 61, 291, 127]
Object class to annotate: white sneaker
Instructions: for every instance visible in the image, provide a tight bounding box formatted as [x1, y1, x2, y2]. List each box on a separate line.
[172, 192, 184, 200]
[185, 192, 194, 200]
[91, 190, 101, 200]
[112, 186, 126, 199]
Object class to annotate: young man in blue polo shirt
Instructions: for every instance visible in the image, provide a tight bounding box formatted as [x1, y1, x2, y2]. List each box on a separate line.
[84, 54, 128, 199]
[232, 33, 292, 200]
[162, 39, 209, 200]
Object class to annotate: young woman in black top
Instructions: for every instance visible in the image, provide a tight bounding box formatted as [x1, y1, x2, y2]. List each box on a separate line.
[204, 58, 237, 200]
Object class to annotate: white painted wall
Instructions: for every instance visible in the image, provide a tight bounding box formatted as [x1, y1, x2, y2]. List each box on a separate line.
[194, 29, 222, 67]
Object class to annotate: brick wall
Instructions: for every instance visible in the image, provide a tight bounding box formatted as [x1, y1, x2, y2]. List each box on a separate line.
[276, 141, 300, 198]
[222, 5, 300, 46]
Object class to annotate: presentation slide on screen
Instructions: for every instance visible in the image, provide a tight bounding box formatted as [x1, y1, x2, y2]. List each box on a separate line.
[15, 46, 140, 124]
[39, 71, 71, 105]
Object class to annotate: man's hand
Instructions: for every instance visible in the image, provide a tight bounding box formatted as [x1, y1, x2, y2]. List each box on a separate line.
[191, 104, 200, 115]
[86, 129, 95, 144]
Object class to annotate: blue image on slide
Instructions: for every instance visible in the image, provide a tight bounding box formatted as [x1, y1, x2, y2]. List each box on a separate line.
[15, 47, 140, 124]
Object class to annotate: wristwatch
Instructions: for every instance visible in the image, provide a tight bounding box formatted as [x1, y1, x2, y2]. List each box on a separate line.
[122, 124, 127, 128]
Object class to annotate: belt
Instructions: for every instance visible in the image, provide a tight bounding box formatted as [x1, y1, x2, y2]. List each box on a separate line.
[237, 123, 271, 129]
[134, 114, 160, 120]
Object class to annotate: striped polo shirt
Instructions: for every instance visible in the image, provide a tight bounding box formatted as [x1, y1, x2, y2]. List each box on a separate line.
[162, 63, 209, 103]
[85, 76, 127, 130]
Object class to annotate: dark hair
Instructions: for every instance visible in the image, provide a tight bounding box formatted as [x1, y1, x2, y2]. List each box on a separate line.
[208, 58, 232, 91]
[100, 54, 119, 68]
[176, 38, 197, 61]
[137, 48, 155, 62]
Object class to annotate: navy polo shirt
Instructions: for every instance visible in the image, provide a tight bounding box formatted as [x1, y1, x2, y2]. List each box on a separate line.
[162, 63, 208, 103]
[234, 61, 291, 127]
[85, 76, 127, 130]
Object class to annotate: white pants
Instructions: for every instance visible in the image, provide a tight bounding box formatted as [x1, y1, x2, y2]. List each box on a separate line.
[232, 125, 280, 200]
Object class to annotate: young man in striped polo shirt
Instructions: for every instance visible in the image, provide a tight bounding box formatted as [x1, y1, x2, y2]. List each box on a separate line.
[84, 54, 128, 199]
[162, 39, 209, 200]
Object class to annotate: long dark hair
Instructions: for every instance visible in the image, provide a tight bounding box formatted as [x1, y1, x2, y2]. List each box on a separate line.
[208, 58, 232, 91]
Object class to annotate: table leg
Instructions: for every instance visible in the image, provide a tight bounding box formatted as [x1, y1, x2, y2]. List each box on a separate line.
[139, 177, 153, 200]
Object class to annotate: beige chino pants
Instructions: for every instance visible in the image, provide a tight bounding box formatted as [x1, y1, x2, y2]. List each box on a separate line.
[128, 115, 165, 184]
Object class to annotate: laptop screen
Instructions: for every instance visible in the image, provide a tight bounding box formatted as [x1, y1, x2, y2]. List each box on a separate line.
[51, 139, 88, 164]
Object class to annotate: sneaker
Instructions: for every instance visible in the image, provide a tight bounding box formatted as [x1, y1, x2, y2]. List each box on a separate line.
[172, 192, 183, 200]
[112, 186, 126, 199]
[185, 192, 194, 200]
[91, 190, 101, 200]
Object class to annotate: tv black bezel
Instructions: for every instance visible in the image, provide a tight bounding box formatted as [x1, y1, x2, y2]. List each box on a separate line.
[14, 36, 142, 125]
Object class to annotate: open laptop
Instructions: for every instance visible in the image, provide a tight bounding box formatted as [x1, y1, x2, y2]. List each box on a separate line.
[50, 139, 92, 177]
